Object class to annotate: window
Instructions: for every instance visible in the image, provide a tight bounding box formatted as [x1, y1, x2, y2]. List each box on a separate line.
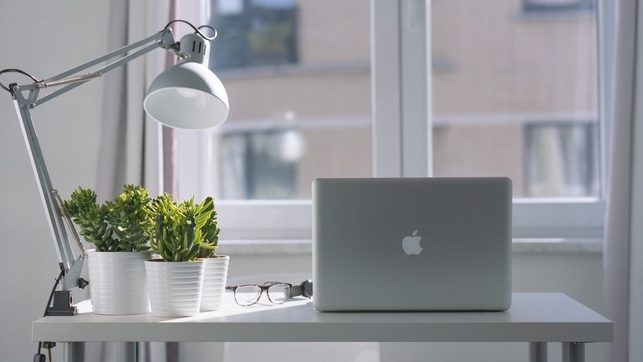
[181, 0, 372, 204]
[523, 0, 595, 13]
[219, 128, 300, 199]
[525, 122, 599, 198]
[177, 0, 606, 242]
[211, 0, 298, 70]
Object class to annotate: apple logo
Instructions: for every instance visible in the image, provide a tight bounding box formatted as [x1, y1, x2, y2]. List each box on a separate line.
[402, 230, 423, 255]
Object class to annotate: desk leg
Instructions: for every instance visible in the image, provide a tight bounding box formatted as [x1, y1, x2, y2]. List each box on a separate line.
[562, 342, 585, 362]
[64, 342, 84, 362]
[118, 342, 138, 362]
[63, 342, 137, 362]
[529, 342, 547, 362]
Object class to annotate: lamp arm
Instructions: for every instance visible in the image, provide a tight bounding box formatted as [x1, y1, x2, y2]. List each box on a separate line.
[11, 100, 83, 290]
[6, 26, 178, 292]
[13, 27, 177, 108]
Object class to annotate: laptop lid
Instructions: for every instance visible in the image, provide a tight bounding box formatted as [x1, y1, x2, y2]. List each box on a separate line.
[312, 177, 512, 312]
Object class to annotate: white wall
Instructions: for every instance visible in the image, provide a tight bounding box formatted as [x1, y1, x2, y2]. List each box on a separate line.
[0, 2, 109, 361]
[0, 2, 607, 362]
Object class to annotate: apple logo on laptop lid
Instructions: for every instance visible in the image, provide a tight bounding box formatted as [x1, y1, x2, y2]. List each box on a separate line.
[402, 230, 423, 255]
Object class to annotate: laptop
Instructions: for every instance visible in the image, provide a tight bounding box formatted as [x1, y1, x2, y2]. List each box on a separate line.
[312, 177, 512, 312]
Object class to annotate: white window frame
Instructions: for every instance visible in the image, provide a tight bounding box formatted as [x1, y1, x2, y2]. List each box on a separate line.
[370, 0, 606, 241]
[181, 0, 609, 242]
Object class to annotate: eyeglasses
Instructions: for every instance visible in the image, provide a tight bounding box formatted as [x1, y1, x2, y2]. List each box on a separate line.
[226, 282, 293, 306]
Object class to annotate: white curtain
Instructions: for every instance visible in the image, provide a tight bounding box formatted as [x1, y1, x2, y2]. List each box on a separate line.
[604, 0, 643, 361]
[96, 0, 170, 201]
[92, 0, 171, 360]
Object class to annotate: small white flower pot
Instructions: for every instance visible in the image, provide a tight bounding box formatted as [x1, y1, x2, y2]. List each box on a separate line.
[87, 250, 152, 315]
[200, 255, 230, 312]
[145, 259, 205, 317]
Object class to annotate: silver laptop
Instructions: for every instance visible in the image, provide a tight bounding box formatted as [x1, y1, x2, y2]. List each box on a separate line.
[312, 177, 512, 312]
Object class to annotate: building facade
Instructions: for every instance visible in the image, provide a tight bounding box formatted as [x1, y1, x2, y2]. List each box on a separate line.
[205, 0, 598, 200]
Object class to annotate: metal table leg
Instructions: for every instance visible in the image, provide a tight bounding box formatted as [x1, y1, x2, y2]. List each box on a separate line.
[562, 342, 585, 362]
[64, 342, 138, 362]
[117, 342, 138, 362]
[529, 342, 547, 362]
[64, 342, 84, 362]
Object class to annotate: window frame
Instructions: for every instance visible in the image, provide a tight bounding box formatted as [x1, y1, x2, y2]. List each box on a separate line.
[369, 0, 606, 241]
[181, 0, 608, 242]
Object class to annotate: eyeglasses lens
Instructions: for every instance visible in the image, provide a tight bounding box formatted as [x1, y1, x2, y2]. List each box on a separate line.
[267, 284, 290, 304]
[235, 285, 262, 306]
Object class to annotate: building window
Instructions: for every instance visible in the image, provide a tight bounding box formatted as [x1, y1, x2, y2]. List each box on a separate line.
[525, 122, 599, 198]
[211, 0, 298, 70]
[523, 0, 595, 13]
[220, 129, 303, 199]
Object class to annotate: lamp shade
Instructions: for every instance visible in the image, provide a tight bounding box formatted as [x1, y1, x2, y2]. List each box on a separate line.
[144, 61, 229, 129]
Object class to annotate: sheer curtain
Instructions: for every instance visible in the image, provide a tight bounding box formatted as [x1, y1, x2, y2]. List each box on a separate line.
[604, 0, 643, 361]
[96, 0, 171, 201]
[93, 0, 171, 360]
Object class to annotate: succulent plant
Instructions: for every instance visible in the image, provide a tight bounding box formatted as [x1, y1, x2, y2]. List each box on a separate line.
[195, 197, 220, 259]
[63, 187, 114, 251]
[63, 185, 151, 252]
[144, 194, 220, 262]
[104, 185, 152, 252]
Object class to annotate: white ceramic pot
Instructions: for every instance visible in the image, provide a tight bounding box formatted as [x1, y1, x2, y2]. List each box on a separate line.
[200, 255, 230, 312]
[145, 259, 205, 317]
[87, 250, 152, 315]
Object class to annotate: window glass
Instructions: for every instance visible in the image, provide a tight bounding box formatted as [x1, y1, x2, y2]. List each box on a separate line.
[199, 0, 599, 201]
[431, 0, 599, 198]
[207, 0, 372, 200]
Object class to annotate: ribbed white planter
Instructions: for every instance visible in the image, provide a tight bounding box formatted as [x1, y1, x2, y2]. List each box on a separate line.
[200, 255, 230, 312]
[87, 250, 152, 315]
[145, 259, 205, 317]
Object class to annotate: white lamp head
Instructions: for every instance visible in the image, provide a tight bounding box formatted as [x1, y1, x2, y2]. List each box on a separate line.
[144, 32, 229, 129]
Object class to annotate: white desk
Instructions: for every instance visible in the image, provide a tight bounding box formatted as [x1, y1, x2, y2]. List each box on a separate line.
[33, 293, 612, 362]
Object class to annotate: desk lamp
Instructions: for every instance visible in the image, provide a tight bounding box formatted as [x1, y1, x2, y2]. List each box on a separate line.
[0, 20, 228, 316]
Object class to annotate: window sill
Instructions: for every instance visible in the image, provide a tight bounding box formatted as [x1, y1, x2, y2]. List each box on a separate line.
[219, 239, 312, 256]
[219, 239, 603, 256]
[512, 238, 603, 254]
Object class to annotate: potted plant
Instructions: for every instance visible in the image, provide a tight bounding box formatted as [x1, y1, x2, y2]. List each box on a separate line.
[194, 197, 229, 312]
[143, 194, 219, 317]
[63, 185, 153, 315]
